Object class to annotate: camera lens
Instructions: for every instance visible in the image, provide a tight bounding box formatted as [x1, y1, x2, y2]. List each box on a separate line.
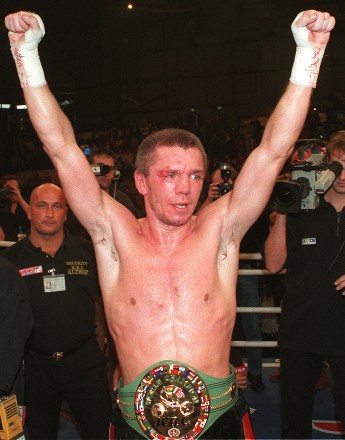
[267, 180, 302, 213]
[276, 186, 297, 206]
[218, 183, 233, 196]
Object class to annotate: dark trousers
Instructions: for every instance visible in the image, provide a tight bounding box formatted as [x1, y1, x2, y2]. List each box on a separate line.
[111, 395, 248, 439]
[24, 339, 112, 440]
[280, 347, 345, 439]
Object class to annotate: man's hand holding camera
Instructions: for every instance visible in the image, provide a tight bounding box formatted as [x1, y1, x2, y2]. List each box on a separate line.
[2, 182, 29, 216]
[199, 164, 237, 210]
[206, 182, 222, 203]
[5, 184, 20, 204]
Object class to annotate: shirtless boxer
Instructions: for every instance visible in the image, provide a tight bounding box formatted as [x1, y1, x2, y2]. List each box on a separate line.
[5, 9, 335, 439]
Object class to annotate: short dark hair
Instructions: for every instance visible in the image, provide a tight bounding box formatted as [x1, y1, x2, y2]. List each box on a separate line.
[327, 132, 345, 157]
[0, 174, 21, 188]
[135, 128, 207, 176]
[89, 148, 116, 163]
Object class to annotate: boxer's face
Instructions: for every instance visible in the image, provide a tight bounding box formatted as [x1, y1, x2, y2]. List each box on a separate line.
[135, 146, 205, 226]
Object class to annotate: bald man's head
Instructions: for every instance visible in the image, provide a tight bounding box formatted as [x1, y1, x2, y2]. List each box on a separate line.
[29, 183, 67, 237]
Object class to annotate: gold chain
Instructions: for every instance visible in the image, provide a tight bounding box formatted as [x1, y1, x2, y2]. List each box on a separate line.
[117, 398, 133, 407]
[210, 394, 238, 410]
[119, 407, 136, 419]
[211, 384, 235, 400]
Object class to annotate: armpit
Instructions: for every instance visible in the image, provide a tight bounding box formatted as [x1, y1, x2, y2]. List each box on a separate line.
[90, 221, 119, 262]
[93, 234, 119, 262]
[219, 220, 241, 259]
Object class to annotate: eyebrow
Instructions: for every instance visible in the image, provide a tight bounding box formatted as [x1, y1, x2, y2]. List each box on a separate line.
[158, 168, 205, 175]
[35, 200, 65, 205]
[191, 169, 206, 175]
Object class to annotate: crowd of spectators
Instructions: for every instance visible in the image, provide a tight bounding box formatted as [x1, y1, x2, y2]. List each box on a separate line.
[1, 108, 345, 219]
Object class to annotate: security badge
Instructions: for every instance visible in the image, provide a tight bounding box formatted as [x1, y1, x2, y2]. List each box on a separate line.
[134, 363, 210, 439]
[302, 238, 316, 245]
[43, 268, 66, 292]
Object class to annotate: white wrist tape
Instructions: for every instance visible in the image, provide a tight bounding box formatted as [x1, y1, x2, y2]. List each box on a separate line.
[9, 14, 46, 88]
[290, 12, 325, 88]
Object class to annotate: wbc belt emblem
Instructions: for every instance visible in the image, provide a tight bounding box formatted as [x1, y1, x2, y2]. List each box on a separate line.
[134, 363, 210, 439]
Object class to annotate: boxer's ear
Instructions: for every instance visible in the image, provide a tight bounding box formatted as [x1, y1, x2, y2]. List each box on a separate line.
[134, 170, 147, 195]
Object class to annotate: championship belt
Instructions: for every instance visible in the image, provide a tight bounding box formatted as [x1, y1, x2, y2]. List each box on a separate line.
[134, 363, 210, 439]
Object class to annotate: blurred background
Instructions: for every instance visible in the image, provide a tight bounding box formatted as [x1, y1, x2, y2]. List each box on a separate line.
[0, 0, 344, 174]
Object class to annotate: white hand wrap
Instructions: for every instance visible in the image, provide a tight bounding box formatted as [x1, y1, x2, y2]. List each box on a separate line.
[290, 12, 325, 88]
[9, 14, 46, 88]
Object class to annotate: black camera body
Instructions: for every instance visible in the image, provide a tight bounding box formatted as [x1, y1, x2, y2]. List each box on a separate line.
[90, 164, 121, 182]
[90, 164, 111, 176]
[218, 182, 234, 196]
[217, 163, 234, 196]
[0, 187, 11, 214]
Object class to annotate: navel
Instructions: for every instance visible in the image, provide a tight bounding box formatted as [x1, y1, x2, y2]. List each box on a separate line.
[130, 297, 137, 306]
[204, 294, 209, 302]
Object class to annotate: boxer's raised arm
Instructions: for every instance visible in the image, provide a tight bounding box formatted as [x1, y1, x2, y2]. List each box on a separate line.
[222, 10, 335, 241]
[5, 12, 76, 156]
[5, 12, 104, 230]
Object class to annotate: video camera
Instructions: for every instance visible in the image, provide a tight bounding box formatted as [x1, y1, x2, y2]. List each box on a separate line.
[0, 187, 11, 214]
[90, 165, 121, 182]
[217, 163, 235, 196]
[268, 139, 343, 213]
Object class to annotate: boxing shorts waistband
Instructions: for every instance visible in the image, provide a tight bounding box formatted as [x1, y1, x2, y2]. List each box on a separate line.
[117, 360, 238, 439]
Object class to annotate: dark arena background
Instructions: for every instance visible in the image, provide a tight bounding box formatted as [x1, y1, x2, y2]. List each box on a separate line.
[0, 2, 345, 438]
[0, 0, 345, 174]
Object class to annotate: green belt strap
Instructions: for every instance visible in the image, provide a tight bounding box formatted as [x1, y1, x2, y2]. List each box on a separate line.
[117, 360, 239, 439]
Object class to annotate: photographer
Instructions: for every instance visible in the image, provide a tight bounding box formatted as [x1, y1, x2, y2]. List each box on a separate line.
[65, 148, 138, 239]
[264, 132, 345, 438]
[89, 148, 136, 215]
[199, 163, 237, 210]
[0, 175, 30, 242]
